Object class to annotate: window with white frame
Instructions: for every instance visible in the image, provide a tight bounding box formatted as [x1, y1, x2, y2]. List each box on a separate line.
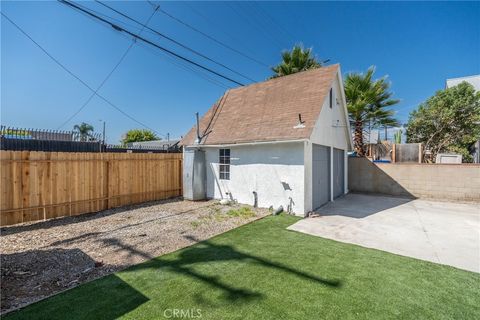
[219, 149, 230, 180]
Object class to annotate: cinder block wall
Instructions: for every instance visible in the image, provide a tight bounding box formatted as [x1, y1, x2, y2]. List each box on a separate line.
[349, 157, 480, 202]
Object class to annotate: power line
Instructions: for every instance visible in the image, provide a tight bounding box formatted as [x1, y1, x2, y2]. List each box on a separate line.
[250, 2, 297, 45]
[60, 0, 245, 86]
[156, 5, 270, 68]
[225, 2, 285, 49]
[242, 2, 291, 48]
[79, 1, 231, 90]
[1, 11, 164, 137]
[183, 2, 261, 59]
[95, 0, 256, 83]
[57, 5, 159, 129]
[63, 1, 232, 90]
[60, 1, 231, 90]
[135, 40, 231, 90]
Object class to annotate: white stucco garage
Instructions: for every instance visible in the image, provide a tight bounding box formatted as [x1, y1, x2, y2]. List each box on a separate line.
[181, 65, 352, 215]
[288, 193, 480, 273]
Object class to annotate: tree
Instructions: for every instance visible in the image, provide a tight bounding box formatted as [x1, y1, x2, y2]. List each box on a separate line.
[270, 45, 321, 78]
[122, 129, 159, 145]
[344, 67, 399, 156]
[406, 82, 480, 162]
[73, 122, 94, 141]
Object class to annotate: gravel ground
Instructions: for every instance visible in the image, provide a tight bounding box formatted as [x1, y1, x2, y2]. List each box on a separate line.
[0, 198, 269, 314]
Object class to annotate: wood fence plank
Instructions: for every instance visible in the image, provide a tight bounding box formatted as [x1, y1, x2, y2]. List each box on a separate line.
[1, 151, 12, 225]
[0, 152, 182, 226]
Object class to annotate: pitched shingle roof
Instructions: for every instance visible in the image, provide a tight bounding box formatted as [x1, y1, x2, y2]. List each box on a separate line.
[181, 64, 339, 146]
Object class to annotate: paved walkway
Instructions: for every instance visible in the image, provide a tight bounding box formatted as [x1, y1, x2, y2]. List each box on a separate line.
[288, 193, 480, 273]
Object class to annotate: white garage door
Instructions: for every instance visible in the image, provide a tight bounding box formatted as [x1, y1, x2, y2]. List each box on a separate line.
[333, 148, 345, 199]
[312, 144, 330, 210]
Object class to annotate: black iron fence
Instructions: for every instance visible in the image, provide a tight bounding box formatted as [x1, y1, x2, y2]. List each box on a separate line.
[0, 126, 181, 153]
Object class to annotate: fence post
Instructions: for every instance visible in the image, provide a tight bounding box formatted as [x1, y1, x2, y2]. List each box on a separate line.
[418, 144, 423, 163]
[179, 158, 183, 195]
[105, 158, 110, 209]
[392, 144, 396, 163]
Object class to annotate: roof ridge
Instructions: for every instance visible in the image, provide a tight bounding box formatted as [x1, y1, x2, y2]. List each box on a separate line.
[229, 64, 340, 92]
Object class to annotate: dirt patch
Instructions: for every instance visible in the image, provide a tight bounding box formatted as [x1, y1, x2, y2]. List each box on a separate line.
[0, 198, 269, 314]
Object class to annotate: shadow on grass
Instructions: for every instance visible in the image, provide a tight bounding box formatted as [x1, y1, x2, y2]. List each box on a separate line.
[5, 225, 341, 319]
[3, 257, 149, 320]
[122, 235, 341, 304]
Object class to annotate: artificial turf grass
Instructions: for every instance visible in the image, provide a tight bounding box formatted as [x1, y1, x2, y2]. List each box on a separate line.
[5, 214, 479, 320]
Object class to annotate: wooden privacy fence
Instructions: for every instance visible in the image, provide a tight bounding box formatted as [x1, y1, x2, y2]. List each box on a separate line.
[0, 151, 183, 226]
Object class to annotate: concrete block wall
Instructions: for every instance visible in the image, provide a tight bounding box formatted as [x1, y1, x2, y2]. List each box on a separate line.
[349, 157, 480, 202]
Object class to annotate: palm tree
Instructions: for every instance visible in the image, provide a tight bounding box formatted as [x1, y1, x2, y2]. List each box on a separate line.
[73, 122, 94, 141]
[344, 67, 399, 156]
[270, 45, 321, 78]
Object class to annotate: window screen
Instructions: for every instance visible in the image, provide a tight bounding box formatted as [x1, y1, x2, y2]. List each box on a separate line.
[219, 149, 230, 180]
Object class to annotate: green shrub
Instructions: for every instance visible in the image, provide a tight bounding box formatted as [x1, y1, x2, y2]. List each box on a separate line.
[226, 207, 256, 218]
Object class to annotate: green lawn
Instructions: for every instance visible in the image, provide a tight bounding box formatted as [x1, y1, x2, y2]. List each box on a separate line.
[5, 214, 480, 320]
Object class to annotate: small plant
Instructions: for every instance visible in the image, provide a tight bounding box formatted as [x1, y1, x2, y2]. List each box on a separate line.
[214, 212, 227, 222]
[190, 220, 201, 229]
[226, 207, 256, 218]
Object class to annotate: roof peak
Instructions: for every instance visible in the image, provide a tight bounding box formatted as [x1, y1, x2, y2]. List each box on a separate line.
[229, 64, 340, 93]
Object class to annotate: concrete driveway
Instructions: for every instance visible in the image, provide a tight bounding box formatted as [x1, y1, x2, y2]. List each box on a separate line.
[288, 193, 480, 273]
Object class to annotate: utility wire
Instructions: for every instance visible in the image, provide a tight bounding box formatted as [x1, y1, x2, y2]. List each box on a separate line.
[59, 0, 244, 86]
[226, 2, 285, 49]
[183, 1, 262, 60]
[60, 2, 231, 96]
[243, 2, 290, 48]
[57, 5, 159, 129]
[1, 11, 163, 137]
[58, 1, 229, 90]
[135, 40, 231, 90]
[156, 5, 269, 68]
[251, 2, 297, 45]
[95, 0, 256, 82]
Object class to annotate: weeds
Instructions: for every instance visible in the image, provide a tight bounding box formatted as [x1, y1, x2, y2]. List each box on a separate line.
[226, 207, 256, 218]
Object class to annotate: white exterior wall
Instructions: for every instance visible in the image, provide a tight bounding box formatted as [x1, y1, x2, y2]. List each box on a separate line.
[204, 142, 305, 214]
[446, 75, 480, 91]
[304, 70, 352, 213]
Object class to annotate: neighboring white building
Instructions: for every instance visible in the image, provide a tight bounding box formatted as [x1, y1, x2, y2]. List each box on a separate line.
[181, 65, 353, 216]
[446, 75, 480, 90]
[446, 74, 480, 163]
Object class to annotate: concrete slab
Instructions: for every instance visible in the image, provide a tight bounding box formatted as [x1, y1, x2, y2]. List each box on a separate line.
[288, 193, 480, 273]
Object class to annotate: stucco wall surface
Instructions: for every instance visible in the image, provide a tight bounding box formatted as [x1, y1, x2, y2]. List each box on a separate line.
[205, 142, 305, 214]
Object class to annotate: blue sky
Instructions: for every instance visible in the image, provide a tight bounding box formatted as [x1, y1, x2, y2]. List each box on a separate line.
[2, 1, 479, 143]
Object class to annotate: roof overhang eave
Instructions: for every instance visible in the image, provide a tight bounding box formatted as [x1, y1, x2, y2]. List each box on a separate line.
[184, 138, 308, 148]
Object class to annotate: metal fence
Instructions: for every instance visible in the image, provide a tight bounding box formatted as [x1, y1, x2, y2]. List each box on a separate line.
[393, 143, 422, 163]
[0, 126, 181, 153]
[0, 125, 102, 142]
